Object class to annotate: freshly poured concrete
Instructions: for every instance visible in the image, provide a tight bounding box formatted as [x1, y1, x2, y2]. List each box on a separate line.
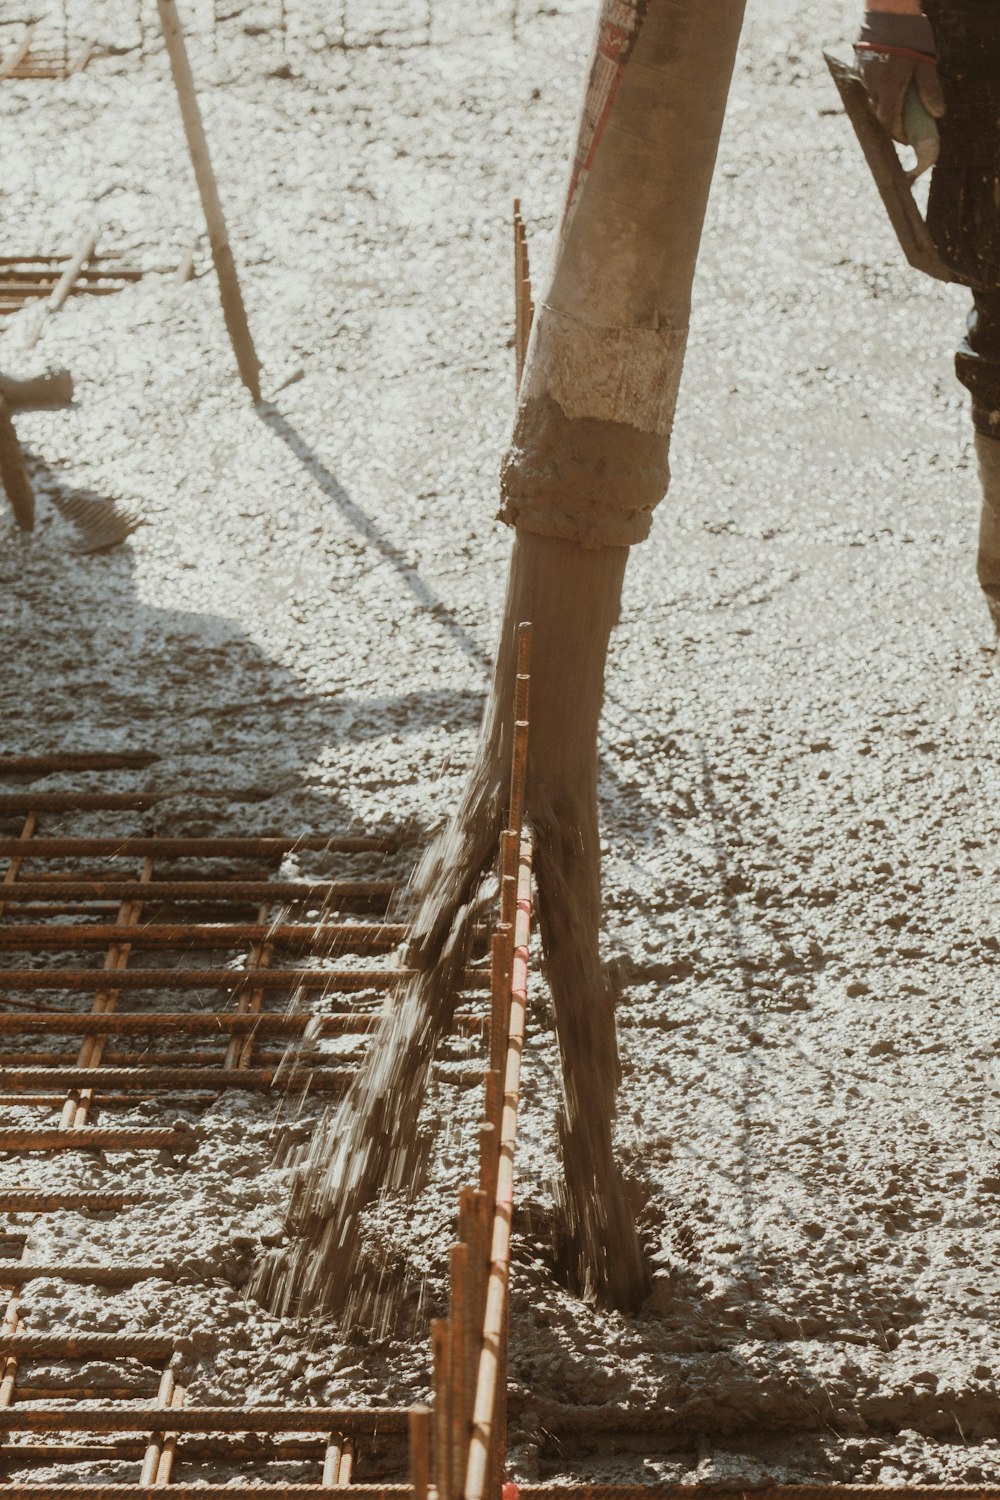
[1, 0, 998, 1484]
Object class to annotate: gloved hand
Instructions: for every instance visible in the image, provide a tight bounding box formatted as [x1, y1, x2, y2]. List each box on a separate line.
[854, 3, 945, 153]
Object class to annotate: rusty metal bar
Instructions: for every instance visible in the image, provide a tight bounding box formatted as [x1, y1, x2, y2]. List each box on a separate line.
[0, 967, 486, 992]
[2, 1481, 978, 1499]
[0, 968, 395, 991]
[141, 1366, 185, 1486]
[0, 1066, 359, 1091]
[0, 879, 395, 903]
[0, 1009, 487, 1036]
[0, 818, 31, 1417]
[0, 1406, 410, 1433]
[0, 923, 407, 950]
[408, 1407, 431, 1500]
[488, 932, 508, 1083]
[2, 1438, 370, 1459]
[322, 1434, 354, 1488]
[0, 1127, 193, 1151]
[431, 1318, 450, 1500]
[518, 1492, 1000, 1500]
[0, 835, 398, 858]
[61, 856, 151, 1129]
[0, 1333, 177, 1357]
[448, 1243, 470, 1500]
[0, 812, 35, 923]
[157, 0, 262, 400]
[0, 1490, 407, 1499]
[507, 623, 531, 837]
[322, 1434, 343, 1488]
[0, 1064, 489, 1092]
[0, 1190, 132, 1211]
[0, 1263, 173, 1284]
[464, 838, 532, 1500]
[5, 1049, 269, 1066]
[0, 1094, 161, 1107]
[0, 1491, 409, 1500]
[0, 753, 158, 772]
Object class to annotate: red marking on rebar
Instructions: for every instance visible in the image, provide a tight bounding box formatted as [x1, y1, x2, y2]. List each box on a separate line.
[599, 19, 627, 57]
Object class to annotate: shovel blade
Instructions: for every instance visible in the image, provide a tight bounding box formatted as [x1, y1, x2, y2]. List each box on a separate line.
[823, 49, 954, 283]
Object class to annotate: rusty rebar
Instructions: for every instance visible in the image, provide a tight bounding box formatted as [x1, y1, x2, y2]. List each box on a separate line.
[464, 838, 532, 1500]
[0, 1009, 487, 1036]
[0, 967, 485, 992]
[0, 1333, 178, 1357]
[518, 1491, 1000, 1500]
[0, 1064, 483, 1092]
[0, 1264, 172, 1285]
[507, 623, 531, 836]
[431, 1319, 450, 1500]
[3, 1437, 376, 1459]
[0, 1126, 193, 1151]
[0, 1489, 409, 1499]
[0, 879, 395, 904]
[61, 855, 150, 1130]
[0, 1190, 131, 1211]
[0, 1406, 409, 1433]
[0, 835, 398, 858]
[0, 922, 407, 951]
[0, 1066, 354, 1091]
[157, 0, 262, 400]
[408, 1406, 431, 1500]
[0, 753, 157, 772]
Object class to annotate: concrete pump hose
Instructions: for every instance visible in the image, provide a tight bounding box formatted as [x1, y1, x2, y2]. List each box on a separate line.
[500, 0, 747, 549]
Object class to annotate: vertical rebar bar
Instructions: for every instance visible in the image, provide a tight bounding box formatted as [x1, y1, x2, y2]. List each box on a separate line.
[408, 1405, 431, 1500]
[156, 0, 263, 401]
[448, 1243, 469, 1500]
[431, 1318, 450, 1500]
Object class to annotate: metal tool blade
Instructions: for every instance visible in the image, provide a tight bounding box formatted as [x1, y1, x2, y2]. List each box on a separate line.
[823, 49, 954, 283]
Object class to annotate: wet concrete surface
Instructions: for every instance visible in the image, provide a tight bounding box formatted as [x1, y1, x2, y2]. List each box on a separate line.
[1, 0, 998, 1484]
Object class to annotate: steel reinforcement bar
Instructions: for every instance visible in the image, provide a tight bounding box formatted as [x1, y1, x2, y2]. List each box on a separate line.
[0, 967, 485, 991]
[3, 1489, 1000, 1500]
[0, 835, 398, 858]
[420, 623, 533, 1500]
[0, 1490, 407, 1500]
[0, 879, 396, 903]
[0, 1011, 487, 1035]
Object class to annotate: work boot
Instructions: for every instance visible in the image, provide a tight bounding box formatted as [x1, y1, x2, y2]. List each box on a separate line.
[975, 432, 1000, 634]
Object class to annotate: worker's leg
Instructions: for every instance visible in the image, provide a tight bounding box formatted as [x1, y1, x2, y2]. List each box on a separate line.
[958, 293, 1000, 629]
[919, 4, 1000, 628]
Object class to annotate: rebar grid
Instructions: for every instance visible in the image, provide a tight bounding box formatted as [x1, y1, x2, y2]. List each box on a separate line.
[3, 707, 985, 1498]
[0, 26, 96, 81]
[0, 757, 427, 1492]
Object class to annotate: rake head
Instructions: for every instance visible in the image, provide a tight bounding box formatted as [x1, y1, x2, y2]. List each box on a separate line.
[52, 492, 142, 553]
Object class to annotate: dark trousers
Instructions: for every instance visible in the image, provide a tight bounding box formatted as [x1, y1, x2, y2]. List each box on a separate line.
[921, 0, 1000, 435]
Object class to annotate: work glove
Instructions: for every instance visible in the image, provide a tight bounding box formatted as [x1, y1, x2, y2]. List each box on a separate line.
[854, 4, 945, 173]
